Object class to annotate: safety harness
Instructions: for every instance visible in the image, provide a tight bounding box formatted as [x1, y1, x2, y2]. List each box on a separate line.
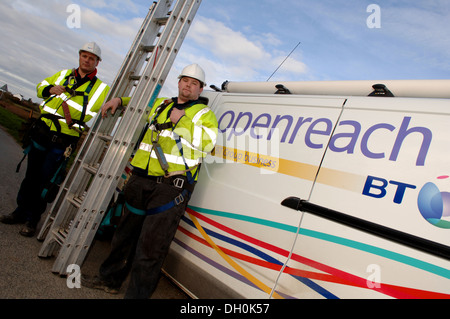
[125, 98, 202, 216]
[16, 71, 95, 180]
[41, 70, 97, 135]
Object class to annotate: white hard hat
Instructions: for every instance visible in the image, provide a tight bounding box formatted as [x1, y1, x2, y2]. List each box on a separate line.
[79, 42, 102, 61]
[178, 64, 206, 86]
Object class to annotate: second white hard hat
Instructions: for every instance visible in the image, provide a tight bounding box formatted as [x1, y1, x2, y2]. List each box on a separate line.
[79, 42, 102, 61]
[178, 64, 206, 86]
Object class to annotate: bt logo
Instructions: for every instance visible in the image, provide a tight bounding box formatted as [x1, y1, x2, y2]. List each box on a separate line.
[362, 175, 416, 205]
[417, 176, 450, 229]
[362, 175, 450, 229]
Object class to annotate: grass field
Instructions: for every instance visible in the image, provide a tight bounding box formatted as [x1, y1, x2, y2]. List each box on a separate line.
[0, 106, 27, 143]
[0, 106, 80, 173]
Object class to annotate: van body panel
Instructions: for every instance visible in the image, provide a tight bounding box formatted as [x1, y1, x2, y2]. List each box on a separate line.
[280, 96, 450, 298]
[310, 96, 450, 242]
[164, 91, 450, 299]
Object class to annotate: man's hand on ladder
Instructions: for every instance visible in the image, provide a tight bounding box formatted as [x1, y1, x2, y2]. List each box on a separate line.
[101, 97, 123, 118]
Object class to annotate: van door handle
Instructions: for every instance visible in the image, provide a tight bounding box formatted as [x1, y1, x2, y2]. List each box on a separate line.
[281, 196, 450, 261]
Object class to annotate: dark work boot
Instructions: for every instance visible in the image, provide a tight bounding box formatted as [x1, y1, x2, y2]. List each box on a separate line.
[81, 274, 120, 294]
[19, 221, 36, 237]
[0, 212, 26, 225]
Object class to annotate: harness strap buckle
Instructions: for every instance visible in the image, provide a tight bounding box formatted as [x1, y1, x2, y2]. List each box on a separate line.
[174, 194, 184, 206]
[173, 177, 185, 189]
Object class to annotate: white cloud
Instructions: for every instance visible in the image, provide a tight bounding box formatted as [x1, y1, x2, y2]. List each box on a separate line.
[184, 16, 308, 84]
[81, 8, 142, 41]
[189, 17, 270, 68]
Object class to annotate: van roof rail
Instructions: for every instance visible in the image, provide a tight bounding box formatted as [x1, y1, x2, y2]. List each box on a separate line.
[221, 79, 450, 99]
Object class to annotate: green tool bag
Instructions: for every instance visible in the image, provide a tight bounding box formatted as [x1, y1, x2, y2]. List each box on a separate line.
[41, 145, 72, 203]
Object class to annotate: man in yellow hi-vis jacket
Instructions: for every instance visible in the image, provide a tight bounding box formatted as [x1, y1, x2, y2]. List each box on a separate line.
[0, 42, 109, 237]
[82, 64, 218, 298]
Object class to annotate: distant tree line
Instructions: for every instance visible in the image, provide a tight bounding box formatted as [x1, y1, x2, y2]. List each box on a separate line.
[0, 90, 40, 113]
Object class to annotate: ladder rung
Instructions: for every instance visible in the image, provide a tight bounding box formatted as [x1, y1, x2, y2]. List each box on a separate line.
[97, 133, 112, 142]
[83, 163, 98, 175]
[67, 196, 83, 208]
[52, 228, 68, 246]
[154, 16, 169, 25]
[142, 45, 155, 53]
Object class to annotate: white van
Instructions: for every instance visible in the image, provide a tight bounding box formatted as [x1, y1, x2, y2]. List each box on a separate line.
[163, 80, 450, 299]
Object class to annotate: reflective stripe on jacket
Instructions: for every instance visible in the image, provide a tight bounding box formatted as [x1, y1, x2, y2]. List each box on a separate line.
[37, 69, 110, 137]
[131, 97, 218, 179]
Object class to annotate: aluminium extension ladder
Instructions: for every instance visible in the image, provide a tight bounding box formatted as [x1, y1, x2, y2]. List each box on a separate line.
[37, 0, 202, 275]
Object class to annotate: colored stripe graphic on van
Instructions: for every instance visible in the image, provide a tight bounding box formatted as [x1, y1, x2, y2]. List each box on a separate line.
[180, 213, 338, 299]
[213, 145, 365, 192]
[179, 206, 450, 299]
[187, 212, 285, 299]
[190, 206, 450, 279]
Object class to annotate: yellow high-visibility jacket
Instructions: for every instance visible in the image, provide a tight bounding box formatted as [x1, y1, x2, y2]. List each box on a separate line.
[37, 68, 109, 137]
[130, 97, 218, 180]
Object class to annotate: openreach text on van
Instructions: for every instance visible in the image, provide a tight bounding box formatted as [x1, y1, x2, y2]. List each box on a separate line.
[218, 111, 431, 167]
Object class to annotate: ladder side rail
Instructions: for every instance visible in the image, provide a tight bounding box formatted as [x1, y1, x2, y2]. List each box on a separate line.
[110, 2, 157, 93]
[67, 1, 169, 149]
[88, 0, 203, 181]
[84, 1, 161, 131]
[52, 0, 202, 274]
[67, 0, 174, 163]
[66, 0, 181, 221]
[66, 0, 203, 270]
[104, 0, 199, 145]
[48, 72, 160, 271]
[67, 0, 174, 168]
[37, 151, 95, 251]
[36, 110, 115, 241]
[79, 1, 193, 173]
[36, 2, 169, 241]
[38, 119, 116, 251]
[47, 1, 177, 272]
[38, 200, 78, 257]
[104, 0, 172, 102]
[52, 50, 167, 273]
[37, 63, 133, 241]
[81, 0, 203, 229]
[36, 124, 111, 241]
[93, 0, 204, 209]
[125, 1, 171, 72]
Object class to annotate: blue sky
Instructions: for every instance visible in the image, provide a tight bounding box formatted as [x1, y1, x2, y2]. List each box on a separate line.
[0, 0, 449, 101]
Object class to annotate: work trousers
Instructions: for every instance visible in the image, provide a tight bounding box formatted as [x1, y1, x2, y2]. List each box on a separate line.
[98, 173, 192, 298]
[14, 141, 66, 226]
